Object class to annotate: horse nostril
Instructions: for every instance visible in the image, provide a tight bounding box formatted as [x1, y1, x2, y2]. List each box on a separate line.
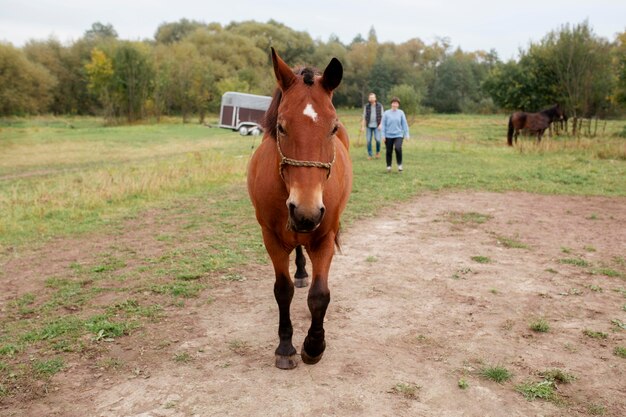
[319, 206, 326, 219]
[288, 202, 297, 216]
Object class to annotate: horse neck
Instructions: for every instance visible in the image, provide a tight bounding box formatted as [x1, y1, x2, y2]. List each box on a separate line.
[541, 106, 558, 121]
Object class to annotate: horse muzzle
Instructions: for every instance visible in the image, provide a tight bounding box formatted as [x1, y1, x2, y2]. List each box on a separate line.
[287, 202, 325, 233]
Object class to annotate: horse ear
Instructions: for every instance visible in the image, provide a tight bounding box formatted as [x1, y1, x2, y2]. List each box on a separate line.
[271, 47, 296, 91]
[321, 57, 343, 92]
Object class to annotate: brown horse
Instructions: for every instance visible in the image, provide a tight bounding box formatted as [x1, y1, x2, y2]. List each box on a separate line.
[247, 48, 352, 369]
[507, 104, 566, 146]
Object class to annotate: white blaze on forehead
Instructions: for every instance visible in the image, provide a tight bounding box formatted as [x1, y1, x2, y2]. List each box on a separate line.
[303, 103, 318, 122]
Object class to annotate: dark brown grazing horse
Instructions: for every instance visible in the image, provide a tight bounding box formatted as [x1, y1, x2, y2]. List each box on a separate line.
[507, 104, 566, 146]
[247, 48, 352, 369]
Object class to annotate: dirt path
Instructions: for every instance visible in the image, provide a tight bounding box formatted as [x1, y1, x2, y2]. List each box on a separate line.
[2, 191, 626, 416]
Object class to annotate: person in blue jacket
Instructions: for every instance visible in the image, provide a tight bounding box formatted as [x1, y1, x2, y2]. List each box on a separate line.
[381, 97, 410, 172]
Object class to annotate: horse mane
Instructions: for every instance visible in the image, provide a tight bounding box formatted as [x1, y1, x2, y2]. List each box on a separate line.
[540, 104, 560, 118]
[262, 66, 320, 139]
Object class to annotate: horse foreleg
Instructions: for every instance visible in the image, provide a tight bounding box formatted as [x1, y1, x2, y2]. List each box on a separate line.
[301, 235, 335, 365]
[514, 129, 519, 144]
[294, 245, 309, 288]
[262, 229, 297, 369]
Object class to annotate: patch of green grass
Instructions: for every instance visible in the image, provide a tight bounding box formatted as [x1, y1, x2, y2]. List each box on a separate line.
[539, 368, 576, 384]
[458, 378, 469, 389]
[10, 293, 36, 315]
[173, 352, 193, 363]
[150, 281, 205, 298]
[515, 380, 556, 401]
[85, 315, 134, 340]
[365, 256, 377, 263]
[221, 273, 245, 282]
[98, 357, 124, 370]
[390, 382, 421, 399]
[529, 318, 550, 333]
[0, 344, 20, 357]
[564, 342, 578, 353]
[591, 268, 622, 278]
[471, 256, 491, 264]
[176, 272, 203, 281]
[559, 258, 590, 267]
[560, 287, 582, 296]
[584, 245, 596, 252]
[545, 268, 558, 274]
[106, 299, 163, 320]
[450, 267, 473, 280]
[32, 358, 64, 377]
[446, 211, 493, 224]
[561, 246, 572, 254]
[582, 329, 608, 339]
[90, 256, 126, 273]
[156, 234, 174, 242]
[479, 365, 512, 383]
[587, 403, 606, 415]
[496, 235, 529, 249]
[611, 319, 626, 331]
[228, 339, 250, 355]
[586, 284, 603, 292]
[614, 346, 626, 358]
[21, 316, 83, 342]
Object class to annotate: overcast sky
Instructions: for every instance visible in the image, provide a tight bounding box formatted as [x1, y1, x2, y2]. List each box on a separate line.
[1, 0, 624, 60]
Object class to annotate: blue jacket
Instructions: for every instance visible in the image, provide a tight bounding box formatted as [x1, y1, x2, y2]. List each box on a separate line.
[381, 109, 410, 139]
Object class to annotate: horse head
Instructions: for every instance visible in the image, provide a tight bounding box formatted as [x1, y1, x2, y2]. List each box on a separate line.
[554, 103, 567, 122]
[269, 48, 343, 233]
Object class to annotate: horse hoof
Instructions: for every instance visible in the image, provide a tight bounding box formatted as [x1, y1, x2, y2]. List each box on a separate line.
[294, 277, 309, 288]
[301, 343, 324, 365]
[275, 354, 298, 370]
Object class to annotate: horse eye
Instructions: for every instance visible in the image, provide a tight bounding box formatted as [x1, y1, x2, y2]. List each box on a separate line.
[331, 125, 338, 135]
[277, 124, 286, 135]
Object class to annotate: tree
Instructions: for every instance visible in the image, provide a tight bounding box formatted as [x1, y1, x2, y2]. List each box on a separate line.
[186, 28, 266, 109]
[426, 51, 488, 113]
[84, 22, 118, 42]
[542, 21, 614, 120]
[614, 30, 626, 109]
[23, 38, 91, 114]
[154, 19, 207, 44]
[343, 31, 379, 106]
[0, 43, 57, 115]
[111, 42, 154, 122]
[85, 48, 115, 119]
[368, 57, 394, 104]
[153, 42, 216, 122]
[226, 20, 314, 66]
[388, 84, 421, 119]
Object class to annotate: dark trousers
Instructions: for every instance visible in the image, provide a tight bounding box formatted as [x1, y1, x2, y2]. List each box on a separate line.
[385, 137, 403, 167]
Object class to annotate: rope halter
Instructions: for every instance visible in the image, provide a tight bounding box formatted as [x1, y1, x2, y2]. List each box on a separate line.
[276, 134, 336, 181]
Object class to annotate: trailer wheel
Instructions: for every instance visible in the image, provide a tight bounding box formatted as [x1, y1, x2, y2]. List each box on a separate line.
[250, 128, 261, 136]
[238, 126, 249, 136]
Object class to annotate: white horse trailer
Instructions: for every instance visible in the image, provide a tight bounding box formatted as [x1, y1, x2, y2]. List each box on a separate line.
[219, 92, 272, 136]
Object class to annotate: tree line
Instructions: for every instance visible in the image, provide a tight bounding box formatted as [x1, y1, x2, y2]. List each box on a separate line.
[1, 19, 624, 123]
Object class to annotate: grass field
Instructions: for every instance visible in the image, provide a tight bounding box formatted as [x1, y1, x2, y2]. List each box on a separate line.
[1, 112, 624, 250]
[0, 112, 624, 404]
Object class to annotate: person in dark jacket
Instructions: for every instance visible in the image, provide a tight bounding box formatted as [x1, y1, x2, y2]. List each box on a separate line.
[360, 92, 384, 159]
